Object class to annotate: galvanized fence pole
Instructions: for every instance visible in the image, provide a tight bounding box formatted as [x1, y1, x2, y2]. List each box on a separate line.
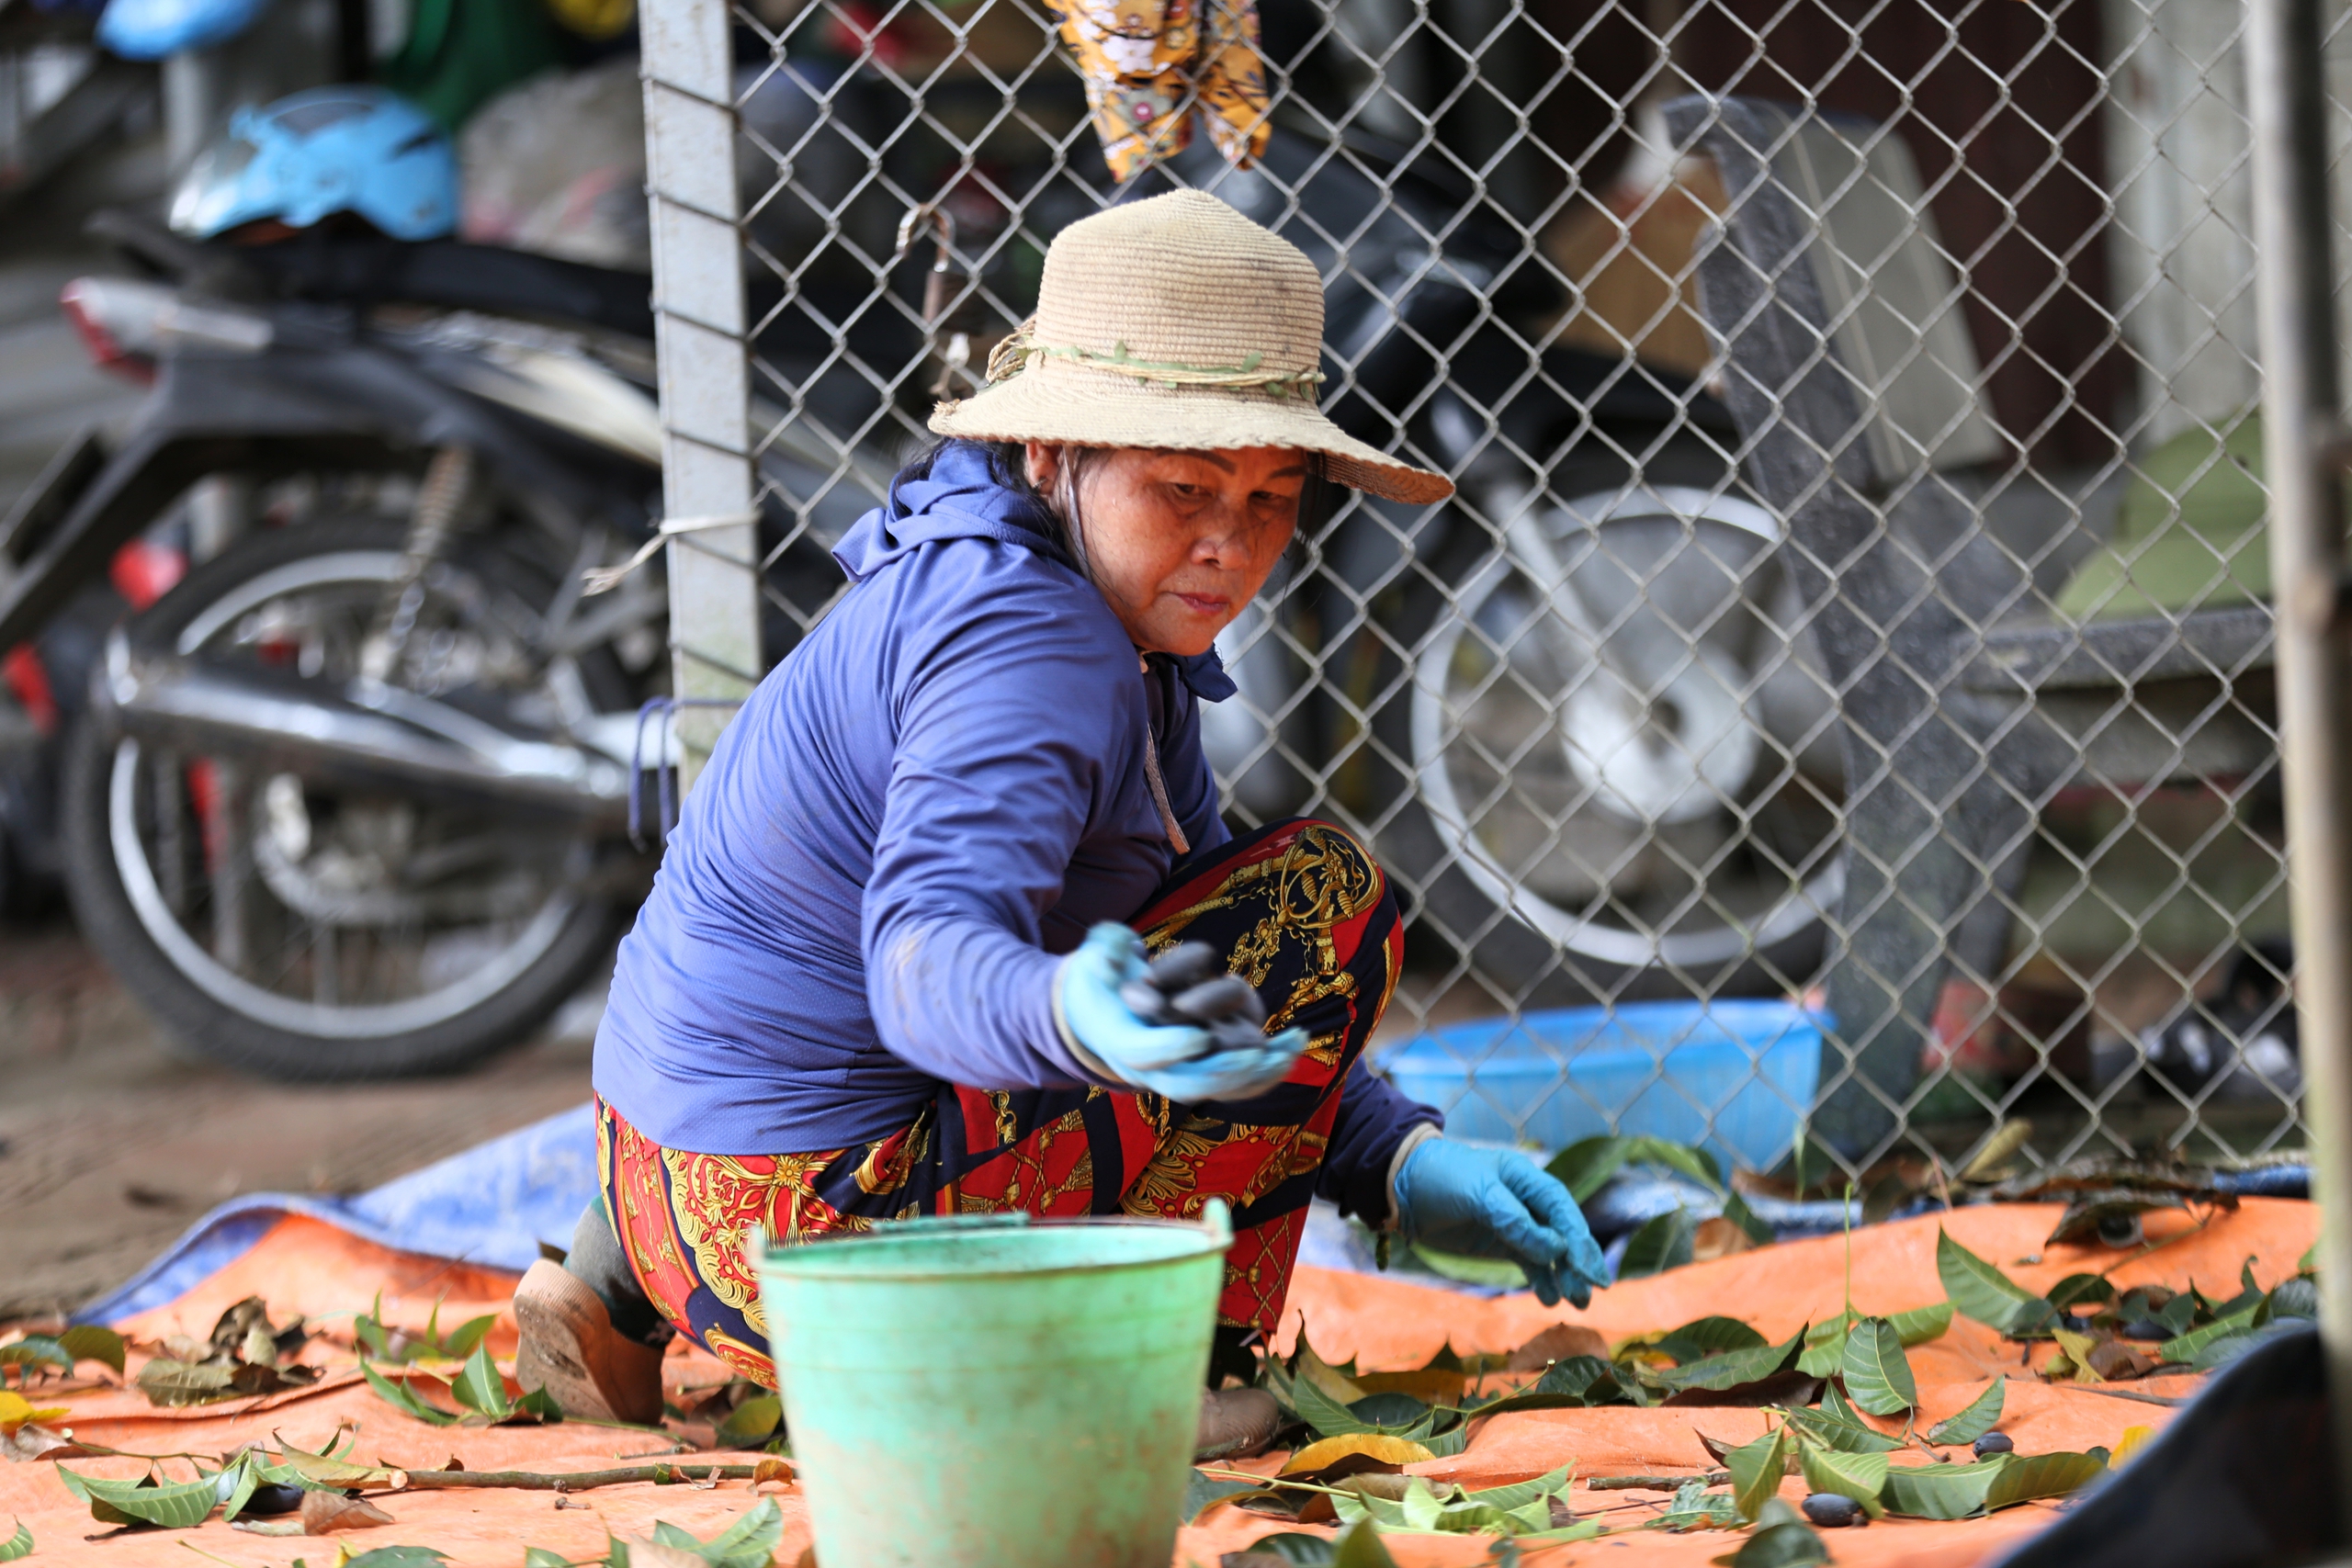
[2246, 0, 2352, 1503]
[641, 0, 761, 788]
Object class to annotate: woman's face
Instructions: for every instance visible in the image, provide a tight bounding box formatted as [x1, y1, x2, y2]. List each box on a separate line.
[1026, 443, 1306, 657]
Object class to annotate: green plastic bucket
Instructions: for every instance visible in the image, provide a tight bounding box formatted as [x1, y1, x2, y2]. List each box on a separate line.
[755, 1204, 1231, 1568]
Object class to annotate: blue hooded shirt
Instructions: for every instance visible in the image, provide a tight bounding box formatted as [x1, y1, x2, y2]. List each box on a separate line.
[593, 442, 1434, 1222]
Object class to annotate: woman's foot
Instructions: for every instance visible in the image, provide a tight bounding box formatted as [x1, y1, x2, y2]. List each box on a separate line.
[513, 1259, 667, 1425]
[1195, 1386, 1282, 1461]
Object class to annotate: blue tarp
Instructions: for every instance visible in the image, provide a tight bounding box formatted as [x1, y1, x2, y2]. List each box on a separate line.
[79, 1103, 601, 1325]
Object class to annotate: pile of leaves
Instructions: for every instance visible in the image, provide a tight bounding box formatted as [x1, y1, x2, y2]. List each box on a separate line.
[350, 1291, 562, 1427]
[1197, 1222, 2312, 1549]
[136, 1296, 321, 1406]
[1936, 1228, 2316, 1379]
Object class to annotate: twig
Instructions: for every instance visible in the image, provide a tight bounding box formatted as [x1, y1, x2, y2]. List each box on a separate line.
[2048, 1385, 2186, 1407]
[1586, 1472, 1730, 1492]
[397, 1460, 788, 1492]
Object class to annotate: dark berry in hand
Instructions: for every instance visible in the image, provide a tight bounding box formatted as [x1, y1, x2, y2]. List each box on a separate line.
[1974, 1433, 2015, 1457]
[1145, 942, 1220, 991]
[1169, 974, 1264, 1026]
[1119, 978, 1170, 1022]
[1803, 1493, 1861, 1527]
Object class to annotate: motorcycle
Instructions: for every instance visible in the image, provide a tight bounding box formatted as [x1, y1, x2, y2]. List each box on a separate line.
[1, 213, 865, 1077]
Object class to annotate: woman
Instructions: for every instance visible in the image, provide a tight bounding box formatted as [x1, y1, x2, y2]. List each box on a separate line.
[514, 190, 1610, 1449]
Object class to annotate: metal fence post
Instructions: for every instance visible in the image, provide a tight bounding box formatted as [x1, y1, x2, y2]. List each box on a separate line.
[2246, 0, 2352, 1508]
[641, 0, 761, 788]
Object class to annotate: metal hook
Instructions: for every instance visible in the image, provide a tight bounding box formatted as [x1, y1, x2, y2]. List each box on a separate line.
[898, 201, 977, 397]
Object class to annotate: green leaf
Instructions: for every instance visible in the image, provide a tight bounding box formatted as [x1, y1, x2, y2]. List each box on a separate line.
[437, 1315, 499, 1361]
[1794, 1316, 1852, 1378]
[1839, 1318, 1917, 1416]
[1348, 1393, 1432, 1429]
[1926, 1380, 2005, 1447]
[1983, 1451, 2107, 1511]
[1785, 1404, 1905, 1454]
[1889, 1302, 1955, 1346]
[2159, 1303, 2263, 1364]
[0, 1337, 73, 1377]
[714, 1393, 782, 1449]
[1721, 1190, 1775, 1247]
[510, 1386, 565, 1424]
[1291, 1372, 1378, 1438]
[218, 1451, 261, 1523]
[1619, 1136, 1725, 1192]
[1448, 1356, 1627, 1418]
[360, 1360, 461, 1427]
[449, 1347, 514, 1419]
[56, 1464, 221, 1528]
[1650, 1479, 1744, 1531]
[0, 1519, 28, 1563]
[270, 1438, 396, 1488]
[1331, 1519, 1401, 1568]
[1796, 1441, 1888, 1517]
[1725, 1427, 1792, 1521]
[1407, 1245, 1527, 1289]
[1937, 1229, 2054, 1335]
[1618, 1210, 1698, 1280]
[1181, 1471, 1268, 1523]
[337, 1551, 451, 1568]
[695, 1497, 786, 1568]
[1658, 1316, 1770, 1364]
[1712, 1516, 1829, 1568]
[1458, 1465, 1573, 1512]
[1549, 1136, 1634, 1201]
[1654, 1326, 1805, 1394]
[2046, 1274, 2115, 1312]
[134, 1359, 237, 1406]
[1881, 1459, 2007, 1520]
[523, 1551, 575, 1568]
[56, 1325, 127, 1374]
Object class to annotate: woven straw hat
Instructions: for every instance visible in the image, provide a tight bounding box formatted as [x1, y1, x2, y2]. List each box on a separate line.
[930, 190, 1453, 506]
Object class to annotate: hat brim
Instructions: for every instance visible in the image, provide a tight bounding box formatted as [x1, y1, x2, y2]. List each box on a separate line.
[929, 369, 1454, 507]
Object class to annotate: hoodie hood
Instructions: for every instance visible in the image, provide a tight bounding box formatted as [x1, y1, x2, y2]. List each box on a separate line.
[833, 442, 1237, 702]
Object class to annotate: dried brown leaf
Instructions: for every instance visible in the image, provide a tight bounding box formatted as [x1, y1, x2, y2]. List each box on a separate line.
[300, 1490, 395, 1534]
[1506, 1323, 1611, 1371]
[1691, 1216, 1758, 1263]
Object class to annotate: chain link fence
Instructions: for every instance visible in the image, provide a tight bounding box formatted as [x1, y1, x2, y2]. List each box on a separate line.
[636, 0, 2329, 1188]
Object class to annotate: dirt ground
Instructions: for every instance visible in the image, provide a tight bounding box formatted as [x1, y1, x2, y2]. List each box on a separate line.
[0, 915, 603, 1322]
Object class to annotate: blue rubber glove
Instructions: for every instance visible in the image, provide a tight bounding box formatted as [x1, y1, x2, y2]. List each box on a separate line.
[1055, 923, 1306, 1101]
[1394, 1137, 1611, 1308]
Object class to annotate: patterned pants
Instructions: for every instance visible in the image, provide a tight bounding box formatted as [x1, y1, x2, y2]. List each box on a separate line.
[595, 818, 1401, 1388]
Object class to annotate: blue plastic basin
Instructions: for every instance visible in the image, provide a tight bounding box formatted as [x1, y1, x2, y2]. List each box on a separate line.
[1374, 1000, 1826, 1175]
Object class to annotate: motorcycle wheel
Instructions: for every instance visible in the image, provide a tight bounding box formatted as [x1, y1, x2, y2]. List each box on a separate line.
[1368, 475, 1846, 1002]
[62, 519, 631, 1078]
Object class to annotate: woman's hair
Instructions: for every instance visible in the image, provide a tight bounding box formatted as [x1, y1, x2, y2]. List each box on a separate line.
[890, 437, 1333, 577]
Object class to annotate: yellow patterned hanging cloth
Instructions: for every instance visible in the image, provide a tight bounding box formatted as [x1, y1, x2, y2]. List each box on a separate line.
[1054, 0, 1272, 182]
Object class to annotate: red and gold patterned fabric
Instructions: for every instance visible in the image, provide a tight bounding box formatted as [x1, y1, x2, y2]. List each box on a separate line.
[595, 817, 1402, 1388]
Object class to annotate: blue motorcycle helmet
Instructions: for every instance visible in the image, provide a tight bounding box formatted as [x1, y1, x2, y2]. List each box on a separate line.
[98, 0, 270, 60]
[169, 86, 458, 242]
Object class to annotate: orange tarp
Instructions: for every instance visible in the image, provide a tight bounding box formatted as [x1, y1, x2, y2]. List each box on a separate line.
[0, 1199, 2316, 1567]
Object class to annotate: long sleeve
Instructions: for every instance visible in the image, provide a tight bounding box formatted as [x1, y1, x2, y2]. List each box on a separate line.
[1316, 1059, 1442, 1224]
[861, 575, 1145, 1092]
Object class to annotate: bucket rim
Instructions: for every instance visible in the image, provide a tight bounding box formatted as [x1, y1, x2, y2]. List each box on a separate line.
[753, 1210, 1232, 1283]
